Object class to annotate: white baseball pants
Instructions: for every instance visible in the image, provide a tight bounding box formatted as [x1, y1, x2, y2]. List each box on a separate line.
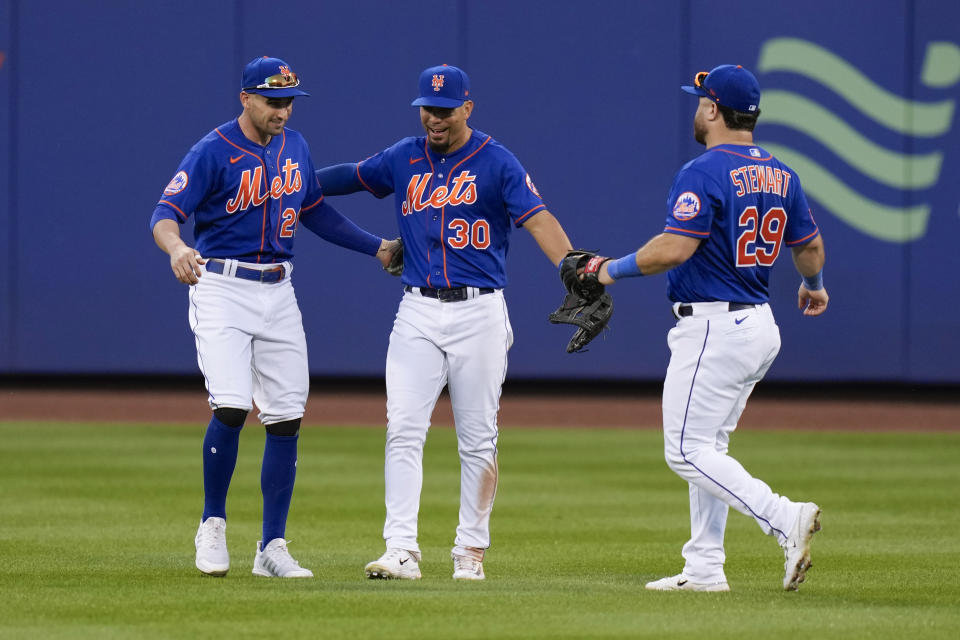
[661, 302, 804, 583]
[188, 261, 308, 425]
[381, 289, 512, 556]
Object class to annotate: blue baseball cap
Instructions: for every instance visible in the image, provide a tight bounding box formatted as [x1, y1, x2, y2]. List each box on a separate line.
[241, 56, 309, 98]
[411, 64, 470, 108]
[681, 64, 759, 113]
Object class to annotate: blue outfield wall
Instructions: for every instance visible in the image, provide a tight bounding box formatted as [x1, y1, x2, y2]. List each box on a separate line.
[1, 0, 959, 382]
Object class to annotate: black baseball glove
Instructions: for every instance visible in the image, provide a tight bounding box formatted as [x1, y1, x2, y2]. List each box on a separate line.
[548, 291, 614, 353]
[384, 237, 403, 276]
[559, 250, 611, 302]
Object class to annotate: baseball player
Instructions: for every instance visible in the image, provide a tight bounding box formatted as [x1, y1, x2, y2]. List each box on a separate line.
[315, 64, 575, 580]
[587, 65, 828, 591]
[150, 56, 400, 578]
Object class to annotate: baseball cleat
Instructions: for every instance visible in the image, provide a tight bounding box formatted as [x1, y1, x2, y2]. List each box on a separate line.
[782, 502, 821, 591]
[451, 551, 485, 581]
[645, 574, 730, 592]
[195, 517, 229, 576]
[252, 538, 314, 578]
[364, 548, 422, 580]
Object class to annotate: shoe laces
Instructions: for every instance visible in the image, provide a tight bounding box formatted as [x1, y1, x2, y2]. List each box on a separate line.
[198, 519, 226, 550]
[264, 540, 302, 569]
[453, 554, 481, 574]
[383, 548, 417, 564]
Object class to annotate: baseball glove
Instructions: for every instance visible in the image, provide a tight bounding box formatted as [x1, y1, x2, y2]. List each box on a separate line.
[384, 237, 403, 276]
[559, 250, 611, 302]
[548, 291, 614, 353]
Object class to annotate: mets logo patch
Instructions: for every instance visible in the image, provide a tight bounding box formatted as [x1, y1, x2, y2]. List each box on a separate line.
[164, 171, 188, 196]
[432, 74, 445, 92]
[672, 191, 701, 220]
[525, 173, 541, 198]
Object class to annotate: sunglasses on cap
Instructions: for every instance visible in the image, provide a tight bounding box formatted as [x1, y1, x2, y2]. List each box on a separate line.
[693, 71, 709, 88]
[243, 71, 301, 91]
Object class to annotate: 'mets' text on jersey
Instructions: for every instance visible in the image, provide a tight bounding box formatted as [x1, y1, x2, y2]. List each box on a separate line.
[150, 119, 324, 262]
[354, 129, 545, 289]
[662, 144, 819, 304]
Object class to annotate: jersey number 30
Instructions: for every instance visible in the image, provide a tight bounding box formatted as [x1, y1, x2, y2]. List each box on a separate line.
[447, 218, 491, 250]
[736, 206, 785, 267]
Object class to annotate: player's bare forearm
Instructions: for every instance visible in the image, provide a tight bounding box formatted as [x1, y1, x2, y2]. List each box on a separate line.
[791, 236, 828, 316]
[522, 210, 573, 266]
[598, 233, 700, 284]
[790, 235, 825, 277]
[152, 218, 206, 285]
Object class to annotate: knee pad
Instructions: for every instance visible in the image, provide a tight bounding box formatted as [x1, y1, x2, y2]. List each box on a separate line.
[265, 418, 301, 437]
[214, 407, 248, 428]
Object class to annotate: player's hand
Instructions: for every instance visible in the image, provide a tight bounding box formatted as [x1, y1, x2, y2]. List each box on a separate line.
[377, 237, 402, 271]
[598, 260, 615, 285]
[798, 285, 828, 316]
[170, 246, 206, 285]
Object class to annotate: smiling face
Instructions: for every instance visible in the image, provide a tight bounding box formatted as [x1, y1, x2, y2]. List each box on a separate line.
[239, 92, 294, 145]
[419, 101, 473, 154]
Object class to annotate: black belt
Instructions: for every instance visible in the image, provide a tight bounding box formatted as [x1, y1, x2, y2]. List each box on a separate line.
[677, 302, 755, 317]
[405, 285, 494, 302]
[206, 259, 286, 283]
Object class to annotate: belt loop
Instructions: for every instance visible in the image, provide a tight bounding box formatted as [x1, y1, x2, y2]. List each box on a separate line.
[225, 259, 238, 278]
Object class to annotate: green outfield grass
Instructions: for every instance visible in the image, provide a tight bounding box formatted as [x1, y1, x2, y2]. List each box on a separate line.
[0, 421, 958, 639]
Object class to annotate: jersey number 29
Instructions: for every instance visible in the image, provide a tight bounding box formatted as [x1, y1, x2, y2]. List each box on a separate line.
[736, 206, 785, 267]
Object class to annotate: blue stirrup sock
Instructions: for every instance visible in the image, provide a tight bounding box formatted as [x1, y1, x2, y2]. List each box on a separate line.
[261, 432, 299, 546]
[201, 416, 242, 522]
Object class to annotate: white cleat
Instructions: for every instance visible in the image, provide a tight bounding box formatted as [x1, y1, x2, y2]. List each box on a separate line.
[364, 548, 422, 580]
[195, 517, 229, 576]
[451, 552, 485, 581]
[252, 538, 314, 578]
[645, 573, 730, 592]
[782, 502, 821, 591]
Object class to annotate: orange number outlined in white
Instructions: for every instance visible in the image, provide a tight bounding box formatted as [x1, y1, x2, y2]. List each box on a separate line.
[447, 218, 491, 250]
[279, 208, 297, 238]
[736, 206, 786, 267]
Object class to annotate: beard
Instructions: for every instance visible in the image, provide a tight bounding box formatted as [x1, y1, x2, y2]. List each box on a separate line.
[693, 117, 707, 145]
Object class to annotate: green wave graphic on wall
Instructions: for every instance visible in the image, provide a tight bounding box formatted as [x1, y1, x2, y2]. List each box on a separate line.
[756, 38, 960, 243]
[762, 143, 930, 242]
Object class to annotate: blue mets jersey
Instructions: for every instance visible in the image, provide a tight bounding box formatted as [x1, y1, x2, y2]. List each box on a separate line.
[354, 129, 545, 289]
[663, 144, 819, 304]
[150, 119, 324, 263]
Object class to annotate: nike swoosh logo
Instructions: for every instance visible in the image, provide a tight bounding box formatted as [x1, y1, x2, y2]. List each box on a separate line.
[409, 157, 425, 165]
[399, 558, 408, 565]
[735, 316, 748, 324]
[677, 579, 688, 586]
[229, 154, 245, 164]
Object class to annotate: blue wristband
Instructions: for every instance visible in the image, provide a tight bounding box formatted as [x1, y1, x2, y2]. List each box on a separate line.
[802, 270, 824, 291]
[606, 253, 643, 280]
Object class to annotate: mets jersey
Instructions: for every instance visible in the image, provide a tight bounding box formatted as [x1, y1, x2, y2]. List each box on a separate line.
[354, 129, 545, 289]
[663, 144, 819, 304]
[150, 119, 324, 263]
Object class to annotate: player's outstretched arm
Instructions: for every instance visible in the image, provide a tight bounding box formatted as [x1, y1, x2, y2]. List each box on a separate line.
[790, 235, 828, 316]
[152, 218, 206, 285]
[522, 210, 573, 266]
[315, 163, 364, 196]
[599, 233, 701, 284]
[300, 200, 383, 256]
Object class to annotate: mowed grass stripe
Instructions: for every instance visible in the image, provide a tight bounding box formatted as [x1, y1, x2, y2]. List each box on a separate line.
[0, 423, 957, 639]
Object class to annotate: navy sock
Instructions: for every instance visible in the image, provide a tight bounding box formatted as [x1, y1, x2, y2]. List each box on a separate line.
[261, 432, 298, 546]
[201, 416, 242, 522]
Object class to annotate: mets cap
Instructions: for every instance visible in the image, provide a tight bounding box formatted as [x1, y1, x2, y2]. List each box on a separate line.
[241, 56, 309, 98]
[411, 64, 471, 108]
[681, 64, 759, 113]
